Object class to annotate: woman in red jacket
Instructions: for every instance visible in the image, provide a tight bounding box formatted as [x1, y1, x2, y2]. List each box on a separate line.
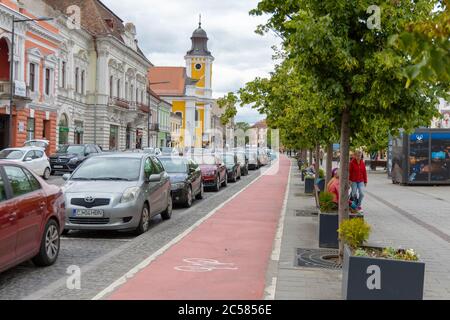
[349, 150, 367, 214]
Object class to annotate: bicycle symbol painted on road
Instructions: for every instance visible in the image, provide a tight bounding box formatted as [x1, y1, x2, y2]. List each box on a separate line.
[174, 258, 238, 272]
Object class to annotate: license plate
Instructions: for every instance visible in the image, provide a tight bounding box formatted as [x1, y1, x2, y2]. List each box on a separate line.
[54, 165, 63, 169]
[72, 209, 104, 218]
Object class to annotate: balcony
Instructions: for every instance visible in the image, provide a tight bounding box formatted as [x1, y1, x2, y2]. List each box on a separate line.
[0, 81, 31, 101]
[109, 97, 130, 109]
[149, 123, 159, 132]
[138, 103, 150, 113]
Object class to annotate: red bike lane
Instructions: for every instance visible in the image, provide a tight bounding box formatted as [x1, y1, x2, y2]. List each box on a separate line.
[108, 155, 290, 300]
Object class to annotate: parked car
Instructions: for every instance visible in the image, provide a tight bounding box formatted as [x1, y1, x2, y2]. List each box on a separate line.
[247, 148, 260, 170]
[158, 156, 203, 207]
[192, 153, 227, 192]
[23, 139, 50, 155]
[49, 144, 102, 174]
[62, 153, 172, 234]
[0, 147, 52, 180]
[224, 153, 241, 183]
[258, 148, 270, 166]
[0, 161, 65, 273]
[235, 151, 249, 176]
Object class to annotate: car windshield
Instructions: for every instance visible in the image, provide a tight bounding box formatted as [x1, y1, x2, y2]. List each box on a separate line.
[159, 158, 187, 173]
[24, 141, 47, 148]
[57, 145, 85, 155]
[0, 150, 24, 160]
[71, 157, 141, 181]
[193, 155, 216, 165]
[224, 155, 235, 164]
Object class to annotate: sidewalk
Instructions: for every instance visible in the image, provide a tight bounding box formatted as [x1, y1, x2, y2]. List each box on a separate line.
[274, 159, 341, 300]
[104, 155, 291, 300]
[274, 160, 450, 300]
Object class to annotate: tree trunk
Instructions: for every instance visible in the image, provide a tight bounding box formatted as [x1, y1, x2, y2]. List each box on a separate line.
[314, 143, 320, 176]
[309, 148, 313, 165]
[326, 142, 333, 185]
[338, 108, 351, 258]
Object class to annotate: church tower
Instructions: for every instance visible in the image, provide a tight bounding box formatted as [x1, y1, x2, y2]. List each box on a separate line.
[184, 17, 214, 148]
[185, 16, 214, 98]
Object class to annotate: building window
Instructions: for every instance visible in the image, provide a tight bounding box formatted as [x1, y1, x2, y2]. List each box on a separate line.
[29, 63, 36, 92]
[109, 125, 119, 150]
[81, 70, 85, 94]
[117, 79, 121, 98]
[74, 121, 83, 144]
[109, 76, 114, 97]
[130, 84, 134, 102]
[61, 61, 66, 88]
[27, 118, 35, 140]
[125, 82, 128, 100]
[45, 68, 51, 96]
[75, 67, 79, 93]
[58, 114, 69, 145]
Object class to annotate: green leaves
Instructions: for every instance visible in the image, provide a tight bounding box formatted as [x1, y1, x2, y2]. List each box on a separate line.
[217, 92, 239, 126]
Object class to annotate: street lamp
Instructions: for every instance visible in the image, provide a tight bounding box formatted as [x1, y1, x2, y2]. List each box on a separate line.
[8, 16, 53, 148]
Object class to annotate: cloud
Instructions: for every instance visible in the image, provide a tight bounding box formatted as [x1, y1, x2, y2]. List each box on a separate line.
[102, 0, 279, 124]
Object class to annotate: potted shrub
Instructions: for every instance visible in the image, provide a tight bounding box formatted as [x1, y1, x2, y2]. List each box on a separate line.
[318, 192, 339, 248]
[318, 192, 362, 249]
[304, 173, 315, 193]
[338, 219, 425, 300]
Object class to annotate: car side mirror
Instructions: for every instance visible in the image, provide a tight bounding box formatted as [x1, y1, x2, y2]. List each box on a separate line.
[85, 152, 90, 156]
[148, 174, 161, 182]
[62, 174, 70, 181]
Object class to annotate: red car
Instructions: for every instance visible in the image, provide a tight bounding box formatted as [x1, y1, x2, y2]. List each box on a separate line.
[192, 154, 228, 192]
[0, 161, 65, 273]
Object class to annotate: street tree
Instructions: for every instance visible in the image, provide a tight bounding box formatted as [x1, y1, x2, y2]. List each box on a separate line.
[251, 0, 444, 255]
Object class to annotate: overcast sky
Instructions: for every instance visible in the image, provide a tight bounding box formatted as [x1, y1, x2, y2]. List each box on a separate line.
[102, 0, 279, 125]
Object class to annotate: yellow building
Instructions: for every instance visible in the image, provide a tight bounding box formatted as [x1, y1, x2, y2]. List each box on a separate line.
[148, 21, 214, 150]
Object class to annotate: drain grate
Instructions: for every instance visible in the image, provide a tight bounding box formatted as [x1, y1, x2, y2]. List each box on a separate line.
[295, 248, 342, 270]
[295, 209, 318, 217]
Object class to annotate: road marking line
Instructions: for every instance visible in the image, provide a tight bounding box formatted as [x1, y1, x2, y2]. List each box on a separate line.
[91, 161, 278, 300]
[264, 158, 291, 300]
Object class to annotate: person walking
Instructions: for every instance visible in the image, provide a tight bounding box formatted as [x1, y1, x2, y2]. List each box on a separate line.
[349, 150, 367, 214]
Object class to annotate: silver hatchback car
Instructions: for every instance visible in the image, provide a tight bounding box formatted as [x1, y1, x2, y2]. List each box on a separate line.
[62, 153, 172, 234]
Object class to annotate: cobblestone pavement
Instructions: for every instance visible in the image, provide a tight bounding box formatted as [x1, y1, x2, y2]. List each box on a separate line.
[0, 169, 262, 300]
[272, 160, 450, 300]
[364, 173, 450, 300]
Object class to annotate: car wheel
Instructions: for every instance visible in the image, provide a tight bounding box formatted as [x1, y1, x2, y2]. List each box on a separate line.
[213, 176, 220, 192]
[196, 182, 204, 200]
[43, 167, 51, 180]
[161, 195, 173, 220]
[135, 204, 150, 235]
[32, 219, 60, 267]
[185, 186, 193, 208]
[222, 173, 228, 187]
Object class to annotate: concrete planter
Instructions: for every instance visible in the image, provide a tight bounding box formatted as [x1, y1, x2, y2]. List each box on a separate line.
[304, 178, 314, 193]
[318, 212, 339, 249]
[318, 213, 363, 249]
[342, 244, 425, 300]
